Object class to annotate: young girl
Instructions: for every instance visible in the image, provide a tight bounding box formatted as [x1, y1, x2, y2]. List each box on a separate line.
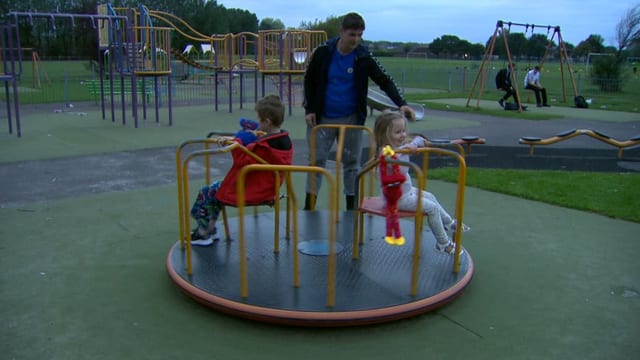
[190, 95, 294, 246]
[373, 110, 469, 255]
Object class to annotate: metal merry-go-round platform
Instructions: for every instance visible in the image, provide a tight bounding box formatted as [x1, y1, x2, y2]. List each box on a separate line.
[166, 209, 474, 327]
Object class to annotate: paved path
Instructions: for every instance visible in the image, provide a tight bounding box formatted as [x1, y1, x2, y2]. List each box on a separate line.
[1, 105, 639, 207]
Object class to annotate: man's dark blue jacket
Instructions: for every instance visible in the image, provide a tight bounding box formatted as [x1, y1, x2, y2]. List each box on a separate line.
[303, 37, 407, 125]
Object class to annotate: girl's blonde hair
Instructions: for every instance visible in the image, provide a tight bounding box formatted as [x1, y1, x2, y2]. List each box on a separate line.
[373, 110, 407, 153]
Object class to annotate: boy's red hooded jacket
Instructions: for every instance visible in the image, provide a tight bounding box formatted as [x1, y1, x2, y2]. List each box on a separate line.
[215, 131, 293, 205]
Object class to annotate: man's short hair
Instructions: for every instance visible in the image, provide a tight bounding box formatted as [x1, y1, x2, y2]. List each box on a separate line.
[341, 12, 365, 30]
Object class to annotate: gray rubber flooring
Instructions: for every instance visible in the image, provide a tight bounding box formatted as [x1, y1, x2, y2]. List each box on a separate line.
[1, 102, 638, 360]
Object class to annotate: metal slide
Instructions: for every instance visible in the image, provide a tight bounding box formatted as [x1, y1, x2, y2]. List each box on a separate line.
[367, 87, 425, 120]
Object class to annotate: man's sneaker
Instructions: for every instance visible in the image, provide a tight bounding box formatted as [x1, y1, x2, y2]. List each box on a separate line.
[498, 99, 505, 108]
[436, 241, 464, 255]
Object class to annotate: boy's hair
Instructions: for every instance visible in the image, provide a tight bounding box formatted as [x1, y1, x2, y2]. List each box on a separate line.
[255, 94, 285, 126]
[373, 110, 406, 152]
[341, 12, 365, 31]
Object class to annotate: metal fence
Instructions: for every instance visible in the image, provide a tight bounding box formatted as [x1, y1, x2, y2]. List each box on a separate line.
[386, 65, 640, 108]
[1, 59, 638, 111]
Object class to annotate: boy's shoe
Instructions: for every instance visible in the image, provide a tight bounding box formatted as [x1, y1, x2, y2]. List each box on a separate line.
[191, 236, 213, 246]
[498, 99, 505, 108]
[190, 228, 217, 246]
[436, 241, 464, 256]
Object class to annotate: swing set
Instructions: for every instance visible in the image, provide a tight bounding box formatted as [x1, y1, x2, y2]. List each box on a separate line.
[466, 20, 579, 112]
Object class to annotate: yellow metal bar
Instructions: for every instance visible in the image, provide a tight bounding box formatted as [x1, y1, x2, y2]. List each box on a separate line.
[354, 146, 467, 286]
[272, 173, 281, 252]
[175, 142, 186, 249]
[381, 157, 424, 296]
[309, 125, 373, 211]
[180, 141, 268, 275]
[236, 165, 337, 307]
[397, 147, 467, 273]
[181, 156, 193, 274]
[175, 137, 232, 249]
[352, 157, 380, 259]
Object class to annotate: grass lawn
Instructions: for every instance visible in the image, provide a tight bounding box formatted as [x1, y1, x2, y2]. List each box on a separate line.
[2, 59, 638, 224]
[428, 168, 640, 223]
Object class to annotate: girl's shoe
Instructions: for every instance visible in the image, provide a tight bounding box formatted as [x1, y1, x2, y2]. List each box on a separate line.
[446, 220, 470, 232]
[435, 241, 464, 255]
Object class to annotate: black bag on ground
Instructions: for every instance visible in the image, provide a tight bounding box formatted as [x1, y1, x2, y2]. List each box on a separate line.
[574, 95, 588, 108]
[504, 102, 519, 110]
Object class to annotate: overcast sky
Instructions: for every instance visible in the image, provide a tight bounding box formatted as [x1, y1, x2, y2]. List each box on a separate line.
[219, 0, 634, 47]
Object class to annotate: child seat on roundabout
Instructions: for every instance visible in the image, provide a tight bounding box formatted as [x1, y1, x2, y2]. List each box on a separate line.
[353, 145, 469, 282]
[175, 133, 294, 273]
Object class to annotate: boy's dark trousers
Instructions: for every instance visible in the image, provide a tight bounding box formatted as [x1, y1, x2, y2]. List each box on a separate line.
[501, 86, 520, 104]
[526, 85, 548, 106]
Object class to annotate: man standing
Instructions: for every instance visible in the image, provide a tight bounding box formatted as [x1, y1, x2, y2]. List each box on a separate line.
[303, 12, 414, 210]
[524, 66, 550, 107]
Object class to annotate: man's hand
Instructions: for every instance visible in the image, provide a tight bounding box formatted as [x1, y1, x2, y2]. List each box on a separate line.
[305, 113, 317, 127]
[399, 105, 416, 122]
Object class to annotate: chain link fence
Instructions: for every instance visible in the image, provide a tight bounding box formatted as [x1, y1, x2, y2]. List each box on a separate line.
[2, 59, 638, 111]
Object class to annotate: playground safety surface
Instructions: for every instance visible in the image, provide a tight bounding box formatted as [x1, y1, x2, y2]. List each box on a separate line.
[1, 102, 639, 358]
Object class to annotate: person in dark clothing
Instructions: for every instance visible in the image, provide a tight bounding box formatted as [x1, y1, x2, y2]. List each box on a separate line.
[303, 12, 414, 211]
[496, 66, 525, 110]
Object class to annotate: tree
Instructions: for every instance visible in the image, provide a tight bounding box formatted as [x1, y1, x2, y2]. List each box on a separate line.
[508, 32, 528, 59]
[430, 35, 461, 57]
[528, 33, 553, 60]
[259, 18, 285, 31]
[300, 15, 341, 38]
[590, 55, 622, 91]
[616, 3, 640, 56]
[574, 34, 606, 58]
[589, 4, 640, 92]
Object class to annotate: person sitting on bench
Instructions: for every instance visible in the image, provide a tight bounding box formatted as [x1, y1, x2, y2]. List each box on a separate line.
[524, 66, 550, 107]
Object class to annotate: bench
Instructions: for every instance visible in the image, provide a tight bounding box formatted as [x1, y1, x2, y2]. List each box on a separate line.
[82, 79, 153, 103]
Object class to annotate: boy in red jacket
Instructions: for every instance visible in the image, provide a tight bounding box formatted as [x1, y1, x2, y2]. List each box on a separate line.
[190, 95, 294, 245]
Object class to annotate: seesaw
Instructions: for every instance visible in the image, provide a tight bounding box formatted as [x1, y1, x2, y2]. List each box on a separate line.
[519, 129, 640, 158]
